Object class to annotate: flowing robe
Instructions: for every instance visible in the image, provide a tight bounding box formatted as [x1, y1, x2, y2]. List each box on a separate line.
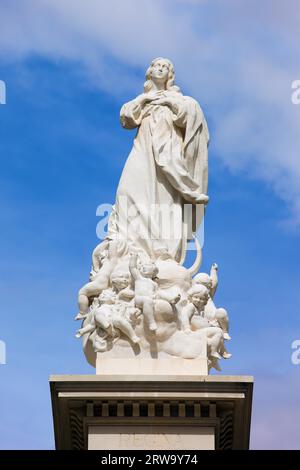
[108, 90, 209, 263]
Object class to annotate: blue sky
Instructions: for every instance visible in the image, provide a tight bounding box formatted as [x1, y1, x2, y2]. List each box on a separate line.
[0, 0, 300, 449]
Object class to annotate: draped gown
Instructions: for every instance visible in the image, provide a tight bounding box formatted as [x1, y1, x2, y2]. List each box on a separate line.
[108, 90, 209, 264]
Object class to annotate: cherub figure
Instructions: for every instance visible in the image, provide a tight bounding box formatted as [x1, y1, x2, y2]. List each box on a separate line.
[111, 271, 142, 326]
[111, 272, 134, 300]
[75, 240, 119, 320]
[129, 253, 159, 332]
[148, 243, 185, 308]
[76, 288, 140, 348]
[193, 263, 230, 340]
[181, 284, 231, 360]
[90, 239, 109, 276]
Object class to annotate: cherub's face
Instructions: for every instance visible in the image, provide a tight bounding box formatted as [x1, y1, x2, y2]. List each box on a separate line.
[151, 60, 169, 83]
[99, 290, 116, 304]
[141, 263, 157, 278]
[191, 293, 208, 309]
[112, 276, 130, 291]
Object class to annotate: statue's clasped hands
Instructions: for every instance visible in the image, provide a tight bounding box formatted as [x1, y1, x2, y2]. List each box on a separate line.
[138, 91, 178, 113]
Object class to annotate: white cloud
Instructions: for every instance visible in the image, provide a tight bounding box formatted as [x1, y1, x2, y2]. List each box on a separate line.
[0, 0, 300, 224]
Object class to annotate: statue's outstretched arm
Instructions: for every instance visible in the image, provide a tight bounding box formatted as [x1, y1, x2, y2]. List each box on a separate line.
[129, 253, 140, 281]
[210, 263, 218, 298]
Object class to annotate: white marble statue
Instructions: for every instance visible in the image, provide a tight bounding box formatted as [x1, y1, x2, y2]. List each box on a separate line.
[75, 58, 231, 372]
[108, 57, 209, 263]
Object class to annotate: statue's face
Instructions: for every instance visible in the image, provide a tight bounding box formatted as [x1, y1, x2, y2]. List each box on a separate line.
[141, 263, 157, 278]
[191, 292, 208, 308]
[151, 60, 169, 83]
[99, 290, 115, 304]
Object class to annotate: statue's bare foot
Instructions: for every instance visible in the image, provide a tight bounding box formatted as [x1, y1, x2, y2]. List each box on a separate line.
[211, 351, 222, 359]
[223, 332, 231, 341]
[222, 351, 232, 359]
[195, 193, 209, 204]
[184, 192, 209, 205]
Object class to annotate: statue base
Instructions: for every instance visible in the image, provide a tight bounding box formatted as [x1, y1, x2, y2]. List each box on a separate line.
[96, 350, 208, 375]
[50, 374, 253, 450]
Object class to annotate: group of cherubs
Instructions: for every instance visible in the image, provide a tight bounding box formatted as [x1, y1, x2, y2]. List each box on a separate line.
[75, 239, 231, 364]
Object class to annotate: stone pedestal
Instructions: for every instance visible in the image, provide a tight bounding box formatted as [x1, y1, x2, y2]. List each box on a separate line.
[50, 374, 253, 450]
[96, 356, 208, 375]
[88, 425, 215, 450]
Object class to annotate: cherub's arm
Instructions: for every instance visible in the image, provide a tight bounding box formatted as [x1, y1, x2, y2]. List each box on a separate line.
[120, 97, 143, 130]
[89, 268, 98, 281]
[76, 322, 96, 337]
[210, 263, 218, 298]
[117, 288, 135, 302]
[129, 254, 140, 281]
[181, 303, 196, 331]
[92, 239, 109, 271]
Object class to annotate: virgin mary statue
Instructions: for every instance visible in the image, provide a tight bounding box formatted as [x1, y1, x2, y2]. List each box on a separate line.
[108, 57, 209, 265]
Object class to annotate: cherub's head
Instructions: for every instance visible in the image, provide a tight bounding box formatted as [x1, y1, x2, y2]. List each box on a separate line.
[99, 289, 116, 305]
[144, 57, 180, 93]
[140, 261, 159, 279]
[193, 273, 212, 290]
[111, 273, 131, 292]
[188, 284, 209, 309]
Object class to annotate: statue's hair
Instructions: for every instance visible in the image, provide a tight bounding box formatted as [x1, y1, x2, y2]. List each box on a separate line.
[193, 273, 212, 287]
[140, 261, 159, 277]
[187, 284, 209, 299]
[99, 288, 116, 302]
[144, 57, 180, 93]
